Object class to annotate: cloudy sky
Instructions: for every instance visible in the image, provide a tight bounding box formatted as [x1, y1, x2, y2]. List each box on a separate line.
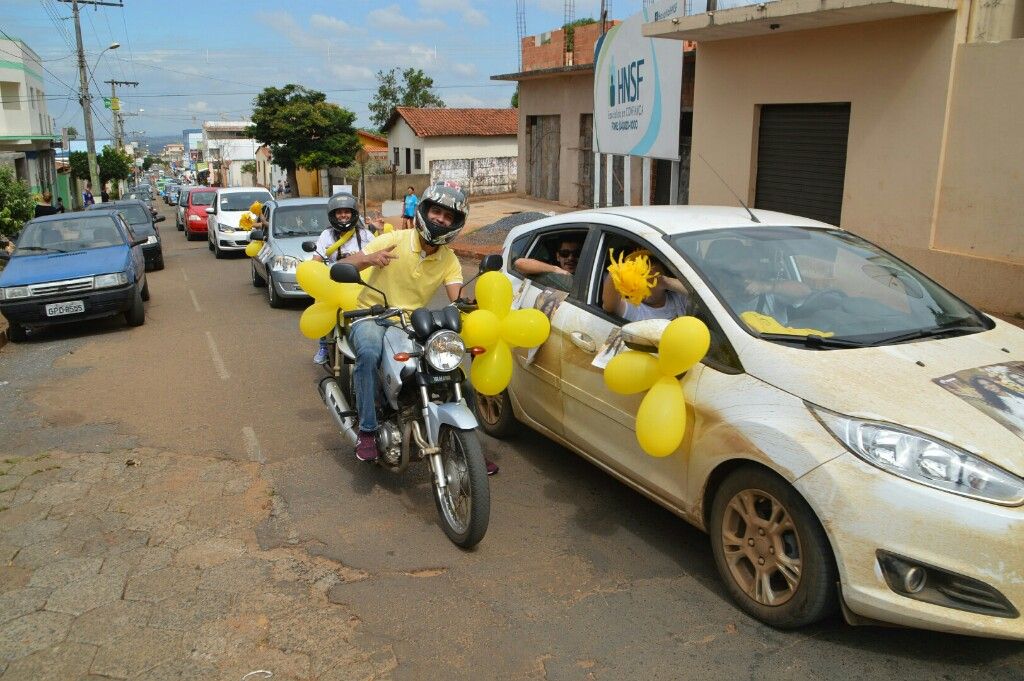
[7, 0, 645, 140]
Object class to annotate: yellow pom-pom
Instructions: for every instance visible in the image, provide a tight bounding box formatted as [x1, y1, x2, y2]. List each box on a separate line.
[249, 201, 263, 216]
[607, 249, 658, 305]
[238, 213, 254, 230]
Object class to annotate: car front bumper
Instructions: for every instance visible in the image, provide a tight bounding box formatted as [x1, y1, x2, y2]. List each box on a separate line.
[796, 452, 1024, 640]
[215, 230, 250, 251]
[185, 220, 207, 235]
[270, 270, 311, 299]
[0, 284, 136, 327]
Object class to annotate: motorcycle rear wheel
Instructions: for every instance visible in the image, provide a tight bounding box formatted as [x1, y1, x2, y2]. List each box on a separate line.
[433, 426, 490, 549]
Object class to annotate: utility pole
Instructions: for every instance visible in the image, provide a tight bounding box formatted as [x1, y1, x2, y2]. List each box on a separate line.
[104, 79, 138, 148]
[61, 0, 124, 203]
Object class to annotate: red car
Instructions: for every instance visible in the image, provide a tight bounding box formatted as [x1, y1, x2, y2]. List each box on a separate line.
[183, 188, 217, 241]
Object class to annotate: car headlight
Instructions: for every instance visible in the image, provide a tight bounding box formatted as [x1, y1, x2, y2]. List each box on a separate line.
[145, 235, 158, 245]
[424, 330, 465, 373]
[217, 223, 234, 233]
[0, 286, 30, 301]
[270, 255, 298, 272]
[188, 214, 203, 222]
[94, 272, 129, 289]
[809, 404, 1024, 505]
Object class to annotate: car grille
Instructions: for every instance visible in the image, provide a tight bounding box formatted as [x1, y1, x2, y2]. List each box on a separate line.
[28, 277, 94, 298]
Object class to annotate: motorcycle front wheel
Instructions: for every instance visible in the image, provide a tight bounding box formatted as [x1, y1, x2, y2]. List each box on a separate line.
[433, 426, 490, 548]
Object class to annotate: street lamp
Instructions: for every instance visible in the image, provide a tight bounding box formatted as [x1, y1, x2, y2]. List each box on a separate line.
[90, 42, 120, 74]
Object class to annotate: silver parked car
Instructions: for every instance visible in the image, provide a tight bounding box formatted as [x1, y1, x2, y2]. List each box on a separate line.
[249, 198, 328, 307]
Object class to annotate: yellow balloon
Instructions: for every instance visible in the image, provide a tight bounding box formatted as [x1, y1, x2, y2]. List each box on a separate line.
[330, 282, 362, 311]
[462, 309, 500, 349]
[636, 376, 687, 457]
[604, 350, 661, 395]
[245, 240, 263, 258]
[476, 271, 512, 317]
[295, 260, 331, 300]
[658, 316, 711, 377]
[299, 301, 338, 340]
[501, 308, 550, 349]
[382, 222, 394, 233]
[470, 340, 513, 395]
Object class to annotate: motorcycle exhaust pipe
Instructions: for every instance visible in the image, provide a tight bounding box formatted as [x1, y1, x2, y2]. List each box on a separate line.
[319, 377, 358, 447]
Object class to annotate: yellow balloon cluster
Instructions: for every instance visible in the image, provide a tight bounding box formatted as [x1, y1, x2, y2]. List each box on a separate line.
[295, 260, 363, 339]
[603, 316, 710, 457]
[608, 249, 658, 305]
[461, 272, 551, 395]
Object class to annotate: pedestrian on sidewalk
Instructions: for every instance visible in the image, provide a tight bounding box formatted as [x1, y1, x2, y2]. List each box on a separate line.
[284, 179, 291, 196]
[276, 180, 284, 198]
[34, 191, 58, 217]
[402, 186, 417, 230]
[56, 197, 65, 213]
[100, 183, 110, 203]
[82, 182, 95, 207]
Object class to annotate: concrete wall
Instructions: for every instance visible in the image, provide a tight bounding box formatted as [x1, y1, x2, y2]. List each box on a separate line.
[517, 71, 596, 206]
[387, 118, 518, 176]
[430, 157, 517, 196]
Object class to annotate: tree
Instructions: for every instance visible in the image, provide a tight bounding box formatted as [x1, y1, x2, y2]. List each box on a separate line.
[66, 126, 79, 139]
[511, 85, 519, 108]
[368, 68, 446, 130]
[0, 165, 34, 238]
[240, 161, 257, 175]
[98, 148, 134, 185]
[69, 151, 91, 181]
[248, 84, 360, 196]
[142, 155, 161, 171]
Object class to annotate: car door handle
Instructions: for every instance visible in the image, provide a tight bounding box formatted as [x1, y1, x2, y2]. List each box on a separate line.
[570, 331, 596, 353]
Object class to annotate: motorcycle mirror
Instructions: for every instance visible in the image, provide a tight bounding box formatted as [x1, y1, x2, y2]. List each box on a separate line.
[479, 254, 503, 273]
[330, 262, 363, 284]
[301, 240, 317, 253]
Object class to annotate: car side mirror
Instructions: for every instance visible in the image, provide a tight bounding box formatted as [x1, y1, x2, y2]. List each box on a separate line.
[330, 262, 363, 284]
[205, 207, 215, 215]
[249, 229, 265, 241]
[301, 240, 317, 253]
[154, 215, 165, 223]
[479, 254, 503, 273]
[620, 318, 671, 352]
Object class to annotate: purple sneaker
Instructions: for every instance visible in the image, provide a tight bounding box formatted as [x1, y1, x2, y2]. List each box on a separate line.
[485, 459, 499, 476]
[355, 431, 378, 462]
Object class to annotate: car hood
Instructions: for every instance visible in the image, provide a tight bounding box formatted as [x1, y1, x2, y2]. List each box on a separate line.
[269, 237, 319, 260]
[214, 210, 248, 229]
[0, 246, 130, 286]
[737, 321, 1024, 476]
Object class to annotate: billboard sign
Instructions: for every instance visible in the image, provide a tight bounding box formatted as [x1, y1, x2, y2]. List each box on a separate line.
[593, 1, 683, 160]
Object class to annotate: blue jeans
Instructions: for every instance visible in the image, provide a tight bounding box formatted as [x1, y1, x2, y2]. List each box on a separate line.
[349, 320, 387, 433]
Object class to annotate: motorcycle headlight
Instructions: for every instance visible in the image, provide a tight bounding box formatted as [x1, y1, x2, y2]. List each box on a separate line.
[94, 272, 129, 289]
[270, 255, 299, 272]
[424, 330, 465, 373]
[0, 286, 30, 300]
[810, 404, 1024, 506]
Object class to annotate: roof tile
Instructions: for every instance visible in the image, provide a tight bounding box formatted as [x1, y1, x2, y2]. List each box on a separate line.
[392, 107, 518, 137]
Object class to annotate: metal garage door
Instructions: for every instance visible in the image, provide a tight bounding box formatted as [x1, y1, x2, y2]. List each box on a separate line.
[528, 115, 560, 202]
[754, 103, 850, 226]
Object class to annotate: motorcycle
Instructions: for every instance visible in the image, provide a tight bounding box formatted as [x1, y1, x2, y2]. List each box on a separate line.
[306, 244, 502, 548]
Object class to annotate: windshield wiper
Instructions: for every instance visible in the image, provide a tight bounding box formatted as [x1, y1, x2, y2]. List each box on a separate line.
[871, 322, 984, 346]
[17, 246, 68, 253]
[757, 333, 867, 349]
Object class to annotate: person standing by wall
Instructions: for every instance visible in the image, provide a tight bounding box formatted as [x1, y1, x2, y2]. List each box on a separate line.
[34, 191, 58, 217]
[100, 183, 110, 203]
[402, 186, 418, 230]
[82, 182, 95, 208]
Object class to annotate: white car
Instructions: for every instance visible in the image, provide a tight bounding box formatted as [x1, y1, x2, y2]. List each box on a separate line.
[479, 205, 1024, 639]
[206, 187, 273, 259]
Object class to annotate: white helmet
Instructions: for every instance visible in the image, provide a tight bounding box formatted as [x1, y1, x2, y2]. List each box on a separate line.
[414, 182, 468, 246]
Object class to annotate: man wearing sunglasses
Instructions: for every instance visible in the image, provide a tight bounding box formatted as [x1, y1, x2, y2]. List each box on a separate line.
[513, 235, 584, 291]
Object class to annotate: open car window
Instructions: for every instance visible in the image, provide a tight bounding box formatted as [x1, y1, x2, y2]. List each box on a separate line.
[512, 228, 588, 293]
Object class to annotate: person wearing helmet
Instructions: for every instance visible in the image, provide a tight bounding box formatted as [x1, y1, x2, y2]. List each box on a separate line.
[338, 182, 499, 474]
[312, 193, 377, 365]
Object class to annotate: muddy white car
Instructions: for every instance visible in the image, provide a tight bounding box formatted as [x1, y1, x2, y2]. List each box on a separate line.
[476, 205, 1024, 639]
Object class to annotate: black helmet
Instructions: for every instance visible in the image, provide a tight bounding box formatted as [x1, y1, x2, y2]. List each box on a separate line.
[327, 192, 359, 232]
[414, 182, 468, 247]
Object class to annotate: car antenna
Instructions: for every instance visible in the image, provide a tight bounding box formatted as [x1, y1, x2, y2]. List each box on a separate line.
[697, 153, 760, 224]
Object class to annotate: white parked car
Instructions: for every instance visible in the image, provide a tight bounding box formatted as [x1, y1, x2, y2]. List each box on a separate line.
[206, 187, 273, 259]
[478, 205, 1024, 639]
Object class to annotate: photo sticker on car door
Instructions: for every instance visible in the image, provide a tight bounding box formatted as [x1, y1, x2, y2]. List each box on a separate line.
[933, 362, 1024, 439]
[525, 288, 568, 364]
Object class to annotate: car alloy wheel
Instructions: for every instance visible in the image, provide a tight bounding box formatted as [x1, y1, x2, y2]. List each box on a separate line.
[719, 488, 802, 606]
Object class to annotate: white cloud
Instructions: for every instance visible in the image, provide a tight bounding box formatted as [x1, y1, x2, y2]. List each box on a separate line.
[187, 101, 209, 112]
[310, 14, 362, 34]
[417, 0, 490, 26]
[444, 93, 486, 107]
[451, 62, 478, 78]
[367, 5, 446, 31]
[328, 63, 375, 84]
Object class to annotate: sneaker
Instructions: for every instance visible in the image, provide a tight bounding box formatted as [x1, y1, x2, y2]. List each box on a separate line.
[355, 431, 379, 461]
[485, 459, 499, 476]
[313, 346, 329, 365]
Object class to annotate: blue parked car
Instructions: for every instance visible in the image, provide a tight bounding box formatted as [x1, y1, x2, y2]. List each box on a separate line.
[0, 211, 149, 342]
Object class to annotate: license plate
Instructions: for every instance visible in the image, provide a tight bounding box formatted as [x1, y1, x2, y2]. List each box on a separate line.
[45, 300, 85, 317]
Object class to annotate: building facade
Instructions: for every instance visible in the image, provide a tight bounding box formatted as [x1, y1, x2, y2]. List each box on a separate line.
[202, 121, 258, 187]
[0, 38, 58, 196]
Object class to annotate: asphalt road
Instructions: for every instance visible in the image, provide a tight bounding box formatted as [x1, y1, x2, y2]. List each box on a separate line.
[2, 200, 1022, 680]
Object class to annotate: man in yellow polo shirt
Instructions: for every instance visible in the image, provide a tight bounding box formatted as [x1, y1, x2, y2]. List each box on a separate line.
[343, 183, 479, 465]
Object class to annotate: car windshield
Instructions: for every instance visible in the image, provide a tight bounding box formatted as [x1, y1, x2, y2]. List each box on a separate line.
[124, 192, 148, 202]
[15, 216, 124, 254]
[219, 192, 270, 211]
[272, 206, 326, 237]
[92, 205, 155, 235]
[191, 192, 216, 206]
[670, 226, 989, 347]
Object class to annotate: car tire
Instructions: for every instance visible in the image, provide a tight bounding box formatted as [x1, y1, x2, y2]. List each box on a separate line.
[153, 254, 165, 271]
[208, 238, 214, 252]
[709, 465, 837, 629]
[251, 262, 265, 287]
[176, 221, 183, 231]
[125, 289, 145, 327]
[6, 322, 27, 343]
[267, 274, 283, 308]
[214, 243, 226, 259]
[141, 279, 150, 301]
[468, 386, 518, 439]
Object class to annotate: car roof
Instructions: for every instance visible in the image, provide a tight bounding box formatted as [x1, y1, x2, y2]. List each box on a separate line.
[216, 186, 273, 194]
[268, 197, 327, 208]
[187, 186, 216, 193]
[562, 205, 835, 235]
[86, 199, 148, 209]
[26, 211, 119, 225]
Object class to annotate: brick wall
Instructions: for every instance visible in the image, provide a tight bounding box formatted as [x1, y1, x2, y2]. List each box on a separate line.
[571, 21, 618, 65]
[522, 30, 566, 71]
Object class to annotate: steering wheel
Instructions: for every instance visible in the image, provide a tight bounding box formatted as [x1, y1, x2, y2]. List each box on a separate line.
[795, 288, 847, 313]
